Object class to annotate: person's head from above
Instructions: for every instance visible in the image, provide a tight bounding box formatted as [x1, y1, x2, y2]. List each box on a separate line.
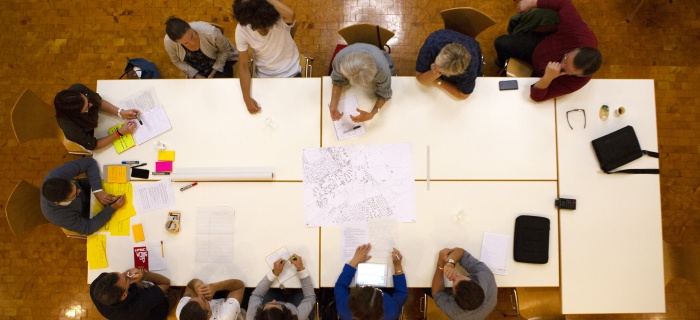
[561, 47, 602, 77]
[452, 274, 485, 311]
[254, 300, 295, 320]
[54, 89, 94, 118]
[339, 52, 378, 89]
[42, 178, 80, 206]
[349, 286, 385, 320]
[92, 271, 132, 306]
[435, 43, 471, 76]
[180, 295, 212, 320]
[165, 16, 198, 47]
[233, 0, 280, 36]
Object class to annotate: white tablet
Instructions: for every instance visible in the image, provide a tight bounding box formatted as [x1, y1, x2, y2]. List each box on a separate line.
[356, 263, 388, 287]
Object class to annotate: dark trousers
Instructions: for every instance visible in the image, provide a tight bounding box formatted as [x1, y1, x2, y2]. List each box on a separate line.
[213, 60, 236, 78]
[77, 178, 92, 219]
[494, 33, 549, 68]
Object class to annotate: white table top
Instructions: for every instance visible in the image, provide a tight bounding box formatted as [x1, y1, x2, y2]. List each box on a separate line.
[556, 79, 665, 314]
[321, 77, 558, 180]
[320, 181, 559, 288]
[95, 78, 321, 181]
[88, 182, 319, 288]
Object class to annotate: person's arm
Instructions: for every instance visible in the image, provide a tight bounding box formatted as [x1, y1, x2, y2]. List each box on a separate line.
[143, 270, 171, 293]
[329, 84, 344, 121]
[209, 26, 234, 74]
[184, 278, 203, 298]
[267, 0, 295, 24]
[530, 72, 590, 101]
[431, 248, 451, 296]
[334, 264, 357, 320]
[237, 50, 261, 114]
[295, 270, 316, 320]
[389, 248, 408, 313]
[214, 279, 245, 302]
[349, 98, 386, 123]
[164, 36, 200, 78]
[94, 120, 137, 150]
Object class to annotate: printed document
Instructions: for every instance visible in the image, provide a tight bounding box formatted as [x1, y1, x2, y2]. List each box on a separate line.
[196, 207, 235, 263]
[331, 97, 366, 140]
[480, 232, 511, 275]
[133, 179, 176, 214]
[120, 87, 172, 145]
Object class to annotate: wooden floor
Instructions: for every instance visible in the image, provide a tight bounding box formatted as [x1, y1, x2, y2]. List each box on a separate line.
[0, 0, 698, 319]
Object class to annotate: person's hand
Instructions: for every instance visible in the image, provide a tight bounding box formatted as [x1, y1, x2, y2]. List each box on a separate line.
[391, 248, 403, 266]
[330, 105, 344, 121]
[437, 248, 452, 268]
[119, 121, 137, 135]
[126, 268, 144, 283]
[430, 63, 442, 76]
[290, 254, 304, 271]
[517, 0, 537, 13]
[349, 243, 372, 268]
[196, 284, 215, 301]
[444, 265, 458, 281]
[194, 74, 206, 79]
[121, 109, 139, 120]
[543, 61, 565, 80]
[244, 97, 262, 114]
[110, 195, 126, 209]
[94, 191, 117, 206]
[349, 108, 375, 122]
[272, 258, 286, 276]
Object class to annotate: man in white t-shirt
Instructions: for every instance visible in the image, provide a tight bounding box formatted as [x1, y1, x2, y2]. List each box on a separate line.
[233, 0, 301, 114]
[177, 278, 245, 320]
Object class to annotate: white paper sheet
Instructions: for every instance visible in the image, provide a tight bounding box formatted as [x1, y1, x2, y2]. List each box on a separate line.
[265, 246, 297, 285]
[120, 86, 161, 112]
[340, 221, 369, 262]
[368, 217, 397, 258]
[331, 97, 366, 140]
[132, 179, 176, 214]
[145, 242, 167, 271]
[196, 207, 235, 263]
[119, 87, 172, 145]
[480, 232, 511, 275]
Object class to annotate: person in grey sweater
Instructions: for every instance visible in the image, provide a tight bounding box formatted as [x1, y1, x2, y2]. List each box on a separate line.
[40, 158, 125, 235]
[247, 253, 316, 320]
[431, 247, 497, 320]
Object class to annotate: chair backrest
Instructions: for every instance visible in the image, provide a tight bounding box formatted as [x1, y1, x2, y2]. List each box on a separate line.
[210, 23, 225, 35]
[299, 53, 314, 78]
[337, 23, 394, 49]
[11, 89, 63, 143]
[5, 180, 49, 235]
[505, 57, 534, 77]
[440, 7, 496, 38]
[515, 287, 564, 319]
[664, 241, 700, 286]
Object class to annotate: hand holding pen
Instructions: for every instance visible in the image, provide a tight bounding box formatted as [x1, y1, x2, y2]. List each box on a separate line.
[289, 254, 305, 271]
[109, 195, 126, 209]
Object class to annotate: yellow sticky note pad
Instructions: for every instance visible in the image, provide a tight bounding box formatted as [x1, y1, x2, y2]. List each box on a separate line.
[132, 224, 145, 242]
[107, 166, 128, 183]
[87, 234, 108, 270]
[158, 150, 176, 161]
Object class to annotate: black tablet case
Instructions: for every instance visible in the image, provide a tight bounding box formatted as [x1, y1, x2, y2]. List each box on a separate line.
[514, 215, 550, 264]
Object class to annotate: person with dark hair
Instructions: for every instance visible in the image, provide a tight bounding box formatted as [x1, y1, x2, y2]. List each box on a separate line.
[416, 29, 483, 100]
[54, 83, 138, 151]
[40, 158, 125, 235]
[431, 247, 497, 319]
[90, 268, 171, 320]
[233, 0, 301, 114]
[164, 16, 238, 79]
[247, 253, 315, 320]
[176, 277, 246, 320]
[335, 244, 407, 320]
[494, 0, 601, 101]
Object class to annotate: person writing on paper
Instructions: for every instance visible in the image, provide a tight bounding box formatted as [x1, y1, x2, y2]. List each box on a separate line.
[415, 30, 483, 100]
[335, 244, 407, 320]
[233, 0, 301, 114]
[164, 16, 239, 79]
[247, 254, 316, 320]
[431, 247, 497, 319]
[54, 83, 139, 151]
[177, 277, 245, 320]
[329, 43, 395, 123]
[40, 158, 126, 235]
[90, 268, 171, 320]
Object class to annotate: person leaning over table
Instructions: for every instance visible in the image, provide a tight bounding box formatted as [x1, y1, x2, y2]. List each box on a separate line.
[177, 277, 246, 320]
[233, 0, 301, 114]
[91, 267, 172, 320]
[164, 16, 239, 79]
[40, 158, 126, 235]
[54, 83, 138, 151]
[431, 247, 497, 320]
[334, 244, 408, 320]
[329, 43, 396, 123]
[415, 29, 483, 100]
[247, 253, 316, 320]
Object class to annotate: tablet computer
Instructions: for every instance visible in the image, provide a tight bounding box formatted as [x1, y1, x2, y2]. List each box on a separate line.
[356, 263, 388, 287]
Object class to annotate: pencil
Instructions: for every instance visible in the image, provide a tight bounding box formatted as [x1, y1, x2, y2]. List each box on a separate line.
[161, 241, 164, 257]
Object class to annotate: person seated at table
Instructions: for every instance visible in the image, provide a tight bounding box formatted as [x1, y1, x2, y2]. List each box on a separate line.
[176, 277, 245, 320]
[40, 158, 126, 235]
[54, 83, 138, 151]
[247, 253, 315, 320]
[329, 43, 395, 123]
[430, 247, 497, 319]
[91, 268, 172, 320]
[233, 0, 301, 114]
[494, 0, 601, 102]
[335, 244, 407, 320]
[415, 29, 483, 100]
[164, 16, 239, 79]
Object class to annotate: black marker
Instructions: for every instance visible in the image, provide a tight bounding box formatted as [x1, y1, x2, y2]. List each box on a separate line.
[136, 113, 143, 125]
[152, 172, 171, 175]
[343, 125, 361, 133]
[132, 163, 147, 168]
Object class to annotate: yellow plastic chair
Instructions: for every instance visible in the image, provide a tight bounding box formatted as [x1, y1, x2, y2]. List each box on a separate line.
[5, 180, 49, 235]
[440, 7, 496, 38]
[514, 287, 564, 319]
[503, 57, 534, 77]
[11, 89, 92, 155]
[337, 23, 394, 52]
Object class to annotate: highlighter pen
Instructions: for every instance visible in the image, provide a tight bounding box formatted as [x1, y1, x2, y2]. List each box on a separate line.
[343, 125, 361, 133]
[153, 172, 171, 175]
[122, 161, 139, 164]
[180, 182, 198, 191]
[136, 113, 143, 125]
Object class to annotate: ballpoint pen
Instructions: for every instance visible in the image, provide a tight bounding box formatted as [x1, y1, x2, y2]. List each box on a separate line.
[132, 163, 147, 168]
[136, 113, 143, 125]
[343, 125, 361, 133]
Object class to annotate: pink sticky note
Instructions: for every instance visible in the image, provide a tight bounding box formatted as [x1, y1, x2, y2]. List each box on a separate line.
[155, 161, 173, 172]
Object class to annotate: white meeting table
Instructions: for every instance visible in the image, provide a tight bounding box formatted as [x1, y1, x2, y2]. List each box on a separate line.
[556, 79, 664, 314]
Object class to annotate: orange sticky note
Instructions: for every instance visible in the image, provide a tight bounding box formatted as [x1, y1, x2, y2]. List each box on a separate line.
[132, 224, 145, 243]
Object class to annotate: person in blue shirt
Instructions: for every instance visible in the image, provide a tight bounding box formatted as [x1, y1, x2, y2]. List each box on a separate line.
[334, 243, 407, 320]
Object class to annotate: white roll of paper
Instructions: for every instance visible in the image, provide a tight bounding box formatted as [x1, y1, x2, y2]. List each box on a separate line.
[169, 168, 273, 181]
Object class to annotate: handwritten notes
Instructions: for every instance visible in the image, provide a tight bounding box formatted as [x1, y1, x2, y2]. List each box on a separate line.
[105, 165, 129, 183]
[108, 123, 135, 154]
[266, 246, 297, 285]
[196, 207, 235, 263]
[87, 234, 108, 270]
[132, 179, 176, 214]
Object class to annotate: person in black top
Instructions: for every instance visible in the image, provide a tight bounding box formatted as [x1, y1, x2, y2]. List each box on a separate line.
[90, 268, 171, 320]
